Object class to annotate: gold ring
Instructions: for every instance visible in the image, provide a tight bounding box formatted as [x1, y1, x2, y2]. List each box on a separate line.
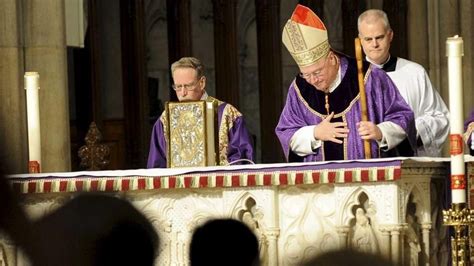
[333, 134, 336, 138]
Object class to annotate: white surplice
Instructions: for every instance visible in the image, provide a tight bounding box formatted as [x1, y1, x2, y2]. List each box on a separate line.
[370, 57, 449, 157]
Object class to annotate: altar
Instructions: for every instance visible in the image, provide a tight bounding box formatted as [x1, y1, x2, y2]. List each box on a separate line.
[3, 157, 474, 266]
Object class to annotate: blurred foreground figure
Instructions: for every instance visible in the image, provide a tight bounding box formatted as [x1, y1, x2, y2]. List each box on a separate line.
[300, 249, 393, 266]
[189, 219, 259, 266]
[33, 194, 159, 266]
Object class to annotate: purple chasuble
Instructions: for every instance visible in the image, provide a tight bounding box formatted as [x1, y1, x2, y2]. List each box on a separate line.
[275, 54, 416, 162]
[466, 109, 474, 147]
[147, 99, 254, 168]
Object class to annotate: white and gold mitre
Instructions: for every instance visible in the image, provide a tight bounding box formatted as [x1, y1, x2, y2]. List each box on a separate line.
[282, 4, 330, 67]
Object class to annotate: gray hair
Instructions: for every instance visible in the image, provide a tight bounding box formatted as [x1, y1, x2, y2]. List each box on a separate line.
[171, 57, 205, 78]
[357, 9, 392, 32]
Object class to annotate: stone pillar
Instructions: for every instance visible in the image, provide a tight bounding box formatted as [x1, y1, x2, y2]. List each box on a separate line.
[421, 223, 431, 266]
[438, 0, 460, 104]
[459, 0, 474, 116]
[166, 0, 192, 102]
[255, 0, 284, 163]
[0, 0, 28, 173]
[390, 226, 402, 265]
[407, 0, 429, 69]
[266, 228, 280, 266]
[426, 0, 442, 91]
[400, 224, 407, 265]
[336, 226, 350, 249]
[24, 0, 71, 172]
[212, 0, 240, 108]
[379, 227, 391, 260]
[0, 237, 17, 266]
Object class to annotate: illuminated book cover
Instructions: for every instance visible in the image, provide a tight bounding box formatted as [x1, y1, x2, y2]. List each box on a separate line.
[166, 100, 218, 168]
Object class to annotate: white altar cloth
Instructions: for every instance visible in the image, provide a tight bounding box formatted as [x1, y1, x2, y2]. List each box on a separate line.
[4, 157, 473, 265]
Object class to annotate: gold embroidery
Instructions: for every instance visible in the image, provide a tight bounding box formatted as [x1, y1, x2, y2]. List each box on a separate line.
[160, 114, 169, 149]
[292, 63, 373, 161]
[283, 20, 330, 67]
[293, 80, 360, 119]
[290, 40, 330, 67]
[218, 104, 242, 165]
[342, 115, 348, 160]
[285, 20, 307, 52]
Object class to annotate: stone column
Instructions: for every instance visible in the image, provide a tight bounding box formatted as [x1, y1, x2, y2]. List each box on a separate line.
[421, 223, 431, 266]
[390, 226, 402, 265]
[426, 0, 442, 91]
[255, 0, 284, 163]
[212, 0, 240, 108]
[24, 0, 71, 172]
[0, 0, 28, 173]
[407, 0, 429, 69]
[0, 237, 17, 266]
[336, 226, 350, 249]
[438, 0, 460, 105]
[266, 228, 280, 266]
[379, 227, 391, 260]
[166, 0, 192, 102]
[400, 223, 407, 265]
[459, 0, 474, 115]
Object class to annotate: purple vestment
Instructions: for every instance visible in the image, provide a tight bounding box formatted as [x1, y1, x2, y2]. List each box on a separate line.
[147, 98, 254, 168]
[466, 109, 474, 147]
[275, 54, 416, 162]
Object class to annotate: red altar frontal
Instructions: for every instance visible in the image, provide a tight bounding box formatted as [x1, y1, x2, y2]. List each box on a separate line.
[3, 157, 474, 266]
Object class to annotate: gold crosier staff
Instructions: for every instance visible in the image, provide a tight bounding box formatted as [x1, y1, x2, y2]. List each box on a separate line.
[354, 38, 371, 159]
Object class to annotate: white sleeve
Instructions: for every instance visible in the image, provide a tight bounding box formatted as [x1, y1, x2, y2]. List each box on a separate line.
[414, 71, 450, 155]
[289, 126, 321, 156]
[377, 122, 407, 151]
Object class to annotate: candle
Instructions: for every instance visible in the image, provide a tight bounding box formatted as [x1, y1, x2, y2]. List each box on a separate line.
[24, 72, 42, 173]
[446, 36, 465, 203]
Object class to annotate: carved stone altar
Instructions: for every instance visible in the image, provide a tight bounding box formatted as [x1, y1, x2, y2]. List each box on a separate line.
[4, 157, 473, 266]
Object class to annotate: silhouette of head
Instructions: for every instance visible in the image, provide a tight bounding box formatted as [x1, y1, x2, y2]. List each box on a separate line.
[33, 193, 159, 266]
[301, 249, 393, 266]
[189, 218, 259, 266]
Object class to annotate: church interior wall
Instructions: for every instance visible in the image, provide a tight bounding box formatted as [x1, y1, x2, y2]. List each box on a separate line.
[1, 0, 473, 172]
[97, 0, 124, 119]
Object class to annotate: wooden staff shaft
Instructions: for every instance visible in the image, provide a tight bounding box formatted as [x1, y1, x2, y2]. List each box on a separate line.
[355, 38, 371, 159]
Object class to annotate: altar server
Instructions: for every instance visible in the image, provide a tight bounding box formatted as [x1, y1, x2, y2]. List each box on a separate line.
[358, 9, 450, 157]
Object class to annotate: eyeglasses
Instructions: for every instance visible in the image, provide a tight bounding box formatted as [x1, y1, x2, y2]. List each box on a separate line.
[299, 54, 330, 80]
[172, 77, 202, 92]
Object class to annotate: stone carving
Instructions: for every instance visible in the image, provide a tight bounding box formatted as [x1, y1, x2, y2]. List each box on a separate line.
[280, 186, 338, 265]
[351, 208, 378, 254]
[405, 213, 421, 266]
[238, 197, 268, 266]
[0, 244, 6, 266]
[5, 159, 451, 265]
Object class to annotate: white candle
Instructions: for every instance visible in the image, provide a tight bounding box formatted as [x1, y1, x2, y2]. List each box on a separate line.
[24, 72, 42, 173]
[446, 36, 465, 203]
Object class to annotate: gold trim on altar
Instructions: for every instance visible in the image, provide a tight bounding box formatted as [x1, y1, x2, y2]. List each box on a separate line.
[166, 100, 218, 168]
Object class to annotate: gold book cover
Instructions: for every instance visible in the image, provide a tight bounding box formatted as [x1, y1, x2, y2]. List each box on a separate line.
[166, 101, 217, 168]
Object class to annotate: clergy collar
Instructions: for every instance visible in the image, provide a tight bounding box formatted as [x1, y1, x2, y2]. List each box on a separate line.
[327, 63, 342, 93]
[366, 55, 398, 72]
[200, 91, 208, 100]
